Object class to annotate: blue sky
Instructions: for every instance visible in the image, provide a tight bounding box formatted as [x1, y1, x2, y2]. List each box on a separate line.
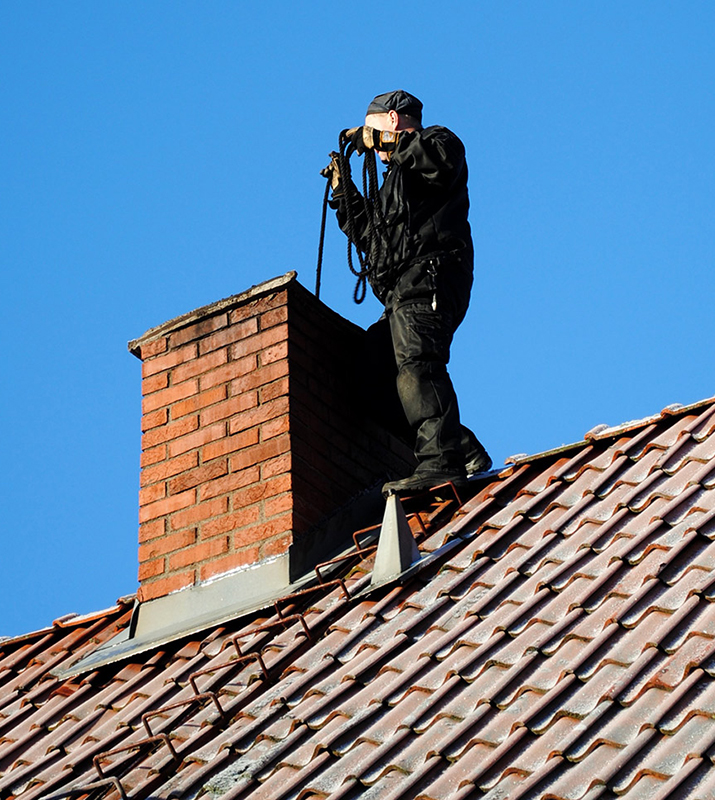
[2, 2, 713, 637]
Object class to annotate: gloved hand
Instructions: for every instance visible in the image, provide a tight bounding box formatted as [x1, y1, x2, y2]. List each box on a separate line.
[346, 126, 401, 155]
[320, 152, 342, 192]
[345, 126, 368, 155]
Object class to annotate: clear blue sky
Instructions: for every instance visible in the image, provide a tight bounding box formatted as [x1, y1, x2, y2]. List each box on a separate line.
[2, 2, 713, 637]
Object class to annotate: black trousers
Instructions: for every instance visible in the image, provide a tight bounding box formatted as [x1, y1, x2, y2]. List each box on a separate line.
[364, 299, 481, 475]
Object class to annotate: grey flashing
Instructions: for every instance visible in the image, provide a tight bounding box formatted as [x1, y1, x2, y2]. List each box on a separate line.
[56, 553, 297, 679]
[55, 483, 387, 680]
[370, 494, 421, 588]
[289, 483, 386, 580]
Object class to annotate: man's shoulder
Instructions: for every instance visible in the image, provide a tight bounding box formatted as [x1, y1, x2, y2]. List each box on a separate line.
[422, 124, 461, 138]
[420, 125, 465, 147]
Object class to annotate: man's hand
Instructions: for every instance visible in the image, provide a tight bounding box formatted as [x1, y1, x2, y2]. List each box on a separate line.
[320, 152, 342, 192]
[347, 126, 401, 155]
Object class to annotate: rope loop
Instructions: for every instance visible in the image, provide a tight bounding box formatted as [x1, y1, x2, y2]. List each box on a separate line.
[316, 130, 391, 304]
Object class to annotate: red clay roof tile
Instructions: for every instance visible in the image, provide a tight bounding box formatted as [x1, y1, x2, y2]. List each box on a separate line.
[4, 399, 715, 799]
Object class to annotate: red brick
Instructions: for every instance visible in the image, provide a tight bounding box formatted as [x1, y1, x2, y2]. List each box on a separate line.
[292, 442, 352, 490]
[142, 414, 199, 450]
[199, 548, 260, 581]
[141, 445, 166, 468]
[139, 483, 166, 507]
[139, 528, 197, 561]
[139, 489, 196, 523]
[230, 359, 289, 395]
[231, 473, 291, 510]
[140, 452, 199, 488]
[229, 292, 285, 323]
[200, 392, 258, 426]
[289, 326, 329, 360]
[259, 376, 289, 404]
[168, 422, 226, 457]
[199, 355, 257, 390]
[169, 313, 228, 348]
[261, 531, 292, 558]
[142, 343, 198, 378]
[170, 496, 229, 531]
[230, 324, 288, 361]
[138, 571, 194, 602]
[138, 559, 165, 581]
[292, 509, 315, 537]
[260, 305, 288, 330]
[169, 460, 228, 494]
[234, 514, 292, 548]
[143, 372, 169, 395]
[261, 414, 290, 440]
[202, 428, 260, 461]
[198, 317, 259, 354]
[200, 505, 261, 539]
[138, 519, 165, 543]
[263, 492, 292, 518]
[292, 407, 352, 455]
[261, 453, 291, 480]
[199, 466, 260, 501]
[228, 396, 289, 436]
[260, 341, 289, 366]
[227, 483, 270, 511]
[143, 379, 199, 414]
[141, 408, 169, 432]
[290, 383, 335, 418]
[290, 402, 336, 446]
[292, 469, 335, 505]
[228, 434, 290, 472]
[293, 493, 333, 529]
[168, 536, 229, 571]
[172, 348, 228, 385]
[293, 444, 370, 496]
[267, 472, 292, 494]
[171, 386, 227, 420]
[140, 337, 168, 359]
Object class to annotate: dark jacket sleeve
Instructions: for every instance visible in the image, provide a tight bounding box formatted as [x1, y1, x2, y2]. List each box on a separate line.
[389, 127, 465, 189]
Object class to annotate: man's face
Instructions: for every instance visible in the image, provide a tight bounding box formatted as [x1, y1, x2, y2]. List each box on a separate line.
[365, 112, 396, 162]
[365, 112, 395, 132]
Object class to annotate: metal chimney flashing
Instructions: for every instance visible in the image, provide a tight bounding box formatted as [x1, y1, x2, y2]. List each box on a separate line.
[54, 553, 301, 679]
[370, 494, 421, 589]
[55, 484, 389, 680]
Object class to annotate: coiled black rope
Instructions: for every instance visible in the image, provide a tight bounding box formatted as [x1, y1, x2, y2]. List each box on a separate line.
[316, 130, 390, 304]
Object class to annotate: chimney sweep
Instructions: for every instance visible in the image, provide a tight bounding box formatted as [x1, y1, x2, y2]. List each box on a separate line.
[321, 90, 491, 496]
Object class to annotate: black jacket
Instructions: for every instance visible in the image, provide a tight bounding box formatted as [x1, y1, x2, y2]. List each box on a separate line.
[331, 125, 474, 313]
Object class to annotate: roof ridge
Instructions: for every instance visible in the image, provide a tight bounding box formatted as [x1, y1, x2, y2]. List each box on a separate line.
[0, 597, 134, 648]
[506, 395, 715, 466]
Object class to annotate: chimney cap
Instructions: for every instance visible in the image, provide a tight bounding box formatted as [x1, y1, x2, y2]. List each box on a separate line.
[128, 271, 298, 357]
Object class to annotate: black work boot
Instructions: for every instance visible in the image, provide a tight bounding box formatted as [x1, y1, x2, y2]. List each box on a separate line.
[382, 465, 467, 497]
[465, 444, 492, 477]
[461, 426, 492, 476]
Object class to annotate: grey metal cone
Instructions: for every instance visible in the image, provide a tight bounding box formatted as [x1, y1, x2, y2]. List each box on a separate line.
[371, 494, 421, 586]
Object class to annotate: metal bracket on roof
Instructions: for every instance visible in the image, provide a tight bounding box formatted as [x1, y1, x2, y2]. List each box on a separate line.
[370, 494, 421, 588]
[43, 777, 128, 800]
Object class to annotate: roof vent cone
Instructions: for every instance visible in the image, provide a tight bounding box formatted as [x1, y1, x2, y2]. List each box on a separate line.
[371, 494, 421, 586]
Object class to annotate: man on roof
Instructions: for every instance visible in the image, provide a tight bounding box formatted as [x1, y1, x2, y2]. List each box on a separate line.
[324, 89, 491, 495]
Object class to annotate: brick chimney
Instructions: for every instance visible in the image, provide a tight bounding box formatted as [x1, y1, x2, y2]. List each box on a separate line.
[129, 272, 414, 605]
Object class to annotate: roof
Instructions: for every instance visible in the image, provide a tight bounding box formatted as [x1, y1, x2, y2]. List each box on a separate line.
[2, 397, 715, 800]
